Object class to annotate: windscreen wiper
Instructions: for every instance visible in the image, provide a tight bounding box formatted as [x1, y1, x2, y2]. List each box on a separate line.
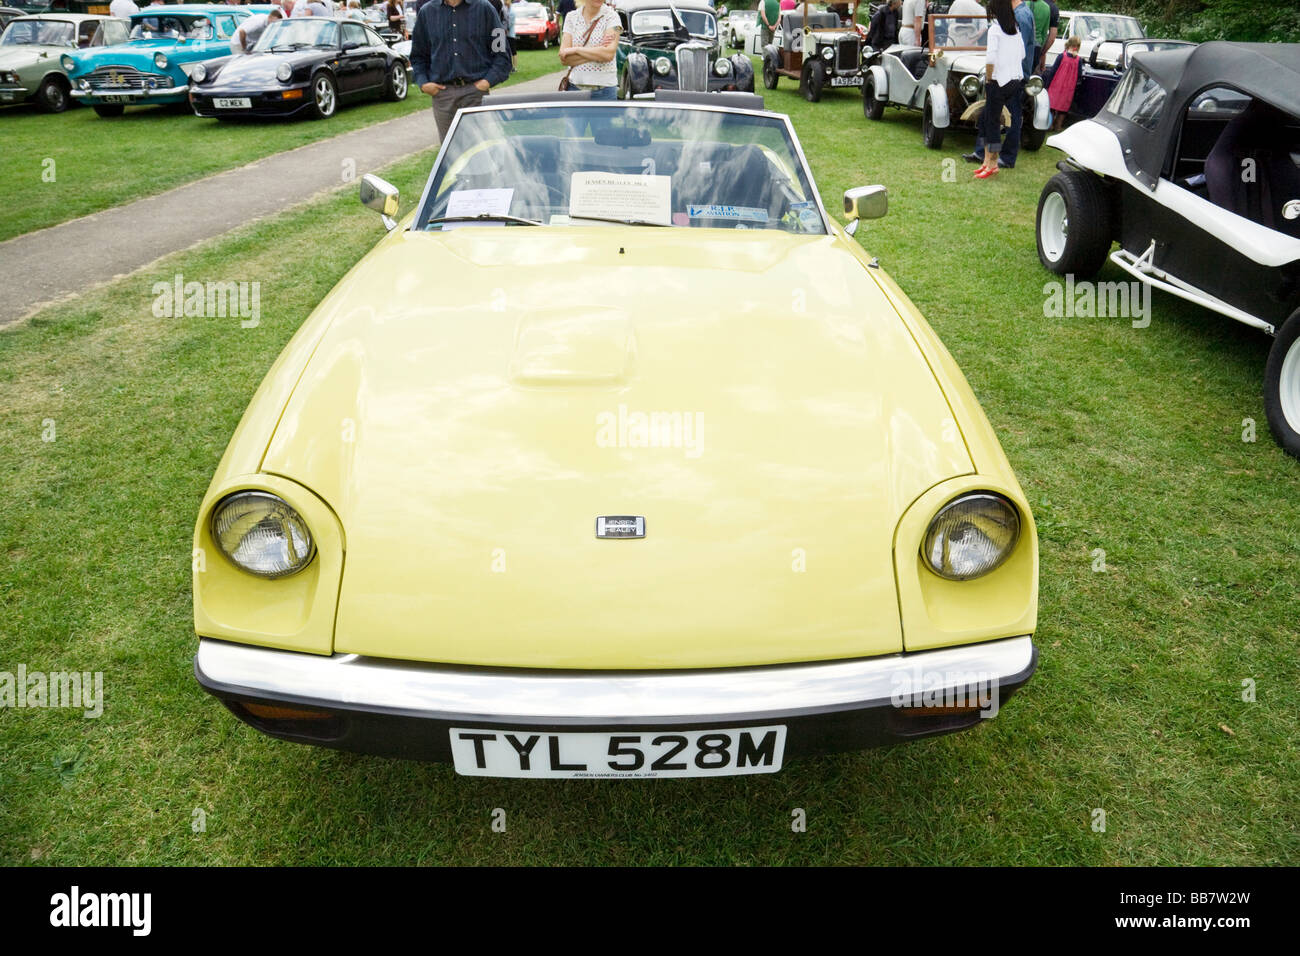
[568, 215, 668, 227]
[425, 213, 542, 227]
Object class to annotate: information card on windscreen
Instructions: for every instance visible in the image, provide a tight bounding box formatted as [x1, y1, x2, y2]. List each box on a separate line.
[568, 172, 672, 226]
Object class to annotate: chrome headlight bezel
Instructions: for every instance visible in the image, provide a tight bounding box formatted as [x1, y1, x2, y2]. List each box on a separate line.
[276, 60, 293, 83]
[921, 492, 1021, 581]
[154, 52, 168, 69]
[191, 61, 207, 83]
[1024, 74, 1044, 96]
[653, 56, 671, 76]
[821, 46, 834, 61]
[210, 491, 316, 579]
[959, 72, 982, 98]
[61, 54, 76, 71]
[714, 56, 730, 76]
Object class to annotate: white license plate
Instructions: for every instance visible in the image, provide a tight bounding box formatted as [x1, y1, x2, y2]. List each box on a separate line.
[100, 93, 133, 103]
[830, 75, 864, 87]
[214, 97, 251, 109]
[450, 725, 786, 778]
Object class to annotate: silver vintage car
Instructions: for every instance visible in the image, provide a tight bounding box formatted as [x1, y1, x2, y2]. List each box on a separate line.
[0, 13, 128, 112]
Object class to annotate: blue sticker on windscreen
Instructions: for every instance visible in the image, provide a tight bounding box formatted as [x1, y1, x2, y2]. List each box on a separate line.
[687, 204, 770, 223]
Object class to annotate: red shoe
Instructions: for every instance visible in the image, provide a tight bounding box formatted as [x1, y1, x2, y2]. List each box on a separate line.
[974, 165, 1000, 179]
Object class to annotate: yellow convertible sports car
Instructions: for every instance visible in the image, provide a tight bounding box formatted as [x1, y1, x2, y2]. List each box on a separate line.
[194, 91, 1039, 778]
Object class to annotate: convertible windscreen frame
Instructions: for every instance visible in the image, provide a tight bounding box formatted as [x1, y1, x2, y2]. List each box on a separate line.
[410, 100, 834, 235]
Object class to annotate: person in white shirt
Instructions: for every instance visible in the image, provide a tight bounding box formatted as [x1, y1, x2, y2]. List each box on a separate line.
[898, 0, 925, 47]
[294, 0, 331, 16]
[109, 0, 139, 18]
[975, 0, 1024, 178]
[234, 7, 283, 54]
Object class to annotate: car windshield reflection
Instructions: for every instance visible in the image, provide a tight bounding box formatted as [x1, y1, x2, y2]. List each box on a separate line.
[418, 105, 825, 233]
[255, 19, 340, 52]
[0, 18, 75, 46]
[129, 16, 212, 40]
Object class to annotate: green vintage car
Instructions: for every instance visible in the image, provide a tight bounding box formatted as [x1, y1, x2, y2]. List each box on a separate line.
[614, 0, 754, 98]
[0, 12, 127, 111]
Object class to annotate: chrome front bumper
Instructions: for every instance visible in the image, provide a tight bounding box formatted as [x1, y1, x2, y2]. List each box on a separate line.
[71, 85, 188, 99]
[195, 636, 1038, 761]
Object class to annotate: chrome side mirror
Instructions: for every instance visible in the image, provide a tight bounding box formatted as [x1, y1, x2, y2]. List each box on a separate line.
[360, 173, 400, 231]
[843, 185, 887, 236]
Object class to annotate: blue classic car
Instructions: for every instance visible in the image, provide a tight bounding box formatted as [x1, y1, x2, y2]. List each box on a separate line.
[64, 4, 270, 116]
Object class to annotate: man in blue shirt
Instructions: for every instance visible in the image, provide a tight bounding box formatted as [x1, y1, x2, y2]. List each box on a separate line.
[963, 0, 1035, 167]
[411, 0, 513, 140]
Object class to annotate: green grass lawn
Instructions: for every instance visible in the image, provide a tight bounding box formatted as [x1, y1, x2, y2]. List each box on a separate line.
[1, 78, 1297, 866]
[0, 46, 561, 242]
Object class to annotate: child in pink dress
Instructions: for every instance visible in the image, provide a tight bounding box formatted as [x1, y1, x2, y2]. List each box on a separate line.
[1046, 36, 1082, 130]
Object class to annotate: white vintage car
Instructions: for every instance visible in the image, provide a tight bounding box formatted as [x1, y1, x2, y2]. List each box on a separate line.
[1044, 8, 1145, 69]
[864, 12, 1050, 151]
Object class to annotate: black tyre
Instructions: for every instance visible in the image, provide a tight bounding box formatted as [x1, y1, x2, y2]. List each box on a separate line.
[384, 61, 408, 101]
[1021, 121, 1047, 151]
[93, 103, 124, 118]
[1264, 308, 1300, 459]
[35, 76, 70, 113]
[862, 72, 884, 120]
[800, 59, 824, 102]
[922, 96, 944, 149]
[309, 72, 338, 119]
[762, 55, 778, 90]
[1035, 170, 1113, 279]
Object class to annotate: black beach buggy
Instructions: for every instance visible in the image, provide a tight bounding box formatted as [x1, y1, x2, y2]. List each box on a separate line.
[1036, 42, 1300, 457]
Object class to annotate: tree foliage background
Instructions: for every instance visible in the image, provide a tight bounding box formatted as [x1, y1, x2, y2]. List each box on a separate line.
[1047, 1, 1298, 43]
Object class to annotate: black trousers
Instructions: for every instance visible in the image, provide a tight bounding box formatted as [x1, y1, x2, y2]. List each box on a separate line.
[981, 77, 1023, 152]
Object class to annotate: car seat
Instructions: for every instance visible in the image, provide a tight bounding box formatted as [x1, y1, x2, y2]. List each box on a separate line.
[1205, 100, 1300, 238]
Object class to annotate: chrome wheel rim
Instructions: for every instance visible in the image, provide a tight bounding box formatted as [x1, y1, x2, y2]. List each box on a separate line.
[1040, 191, 1068, 262]
[1281, 335, 1300, 435]
[315, 77, 335, 115]
[393, 66, 407, 98]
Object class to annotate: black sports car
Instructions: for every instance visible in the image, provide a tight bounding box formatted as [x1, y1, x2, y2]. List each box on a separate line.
[189, 16, 408, 120]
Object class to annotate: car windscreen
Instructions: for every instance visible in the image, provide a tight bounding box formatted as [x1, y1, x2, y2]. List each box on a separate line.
[1072, 15, 1143, 42]
[930, 15, 988, 51]
[255, 18, 339, 52]
[129, 15, 211, 40]
[0, 17, 74, 46]
[631, 9, 716, 38]
[1106, 62, 1166, 131]
[514, 3, 546, 17]
[418, 105, 826, 233]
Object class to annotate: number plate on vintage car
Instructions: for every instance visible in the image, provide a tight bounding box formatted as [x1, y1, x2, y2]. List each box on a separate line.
[830, 76, 864, 87]
[449, 725, 786, 778]
[214, 97, 252, 109]
[100, 94, 132, 103]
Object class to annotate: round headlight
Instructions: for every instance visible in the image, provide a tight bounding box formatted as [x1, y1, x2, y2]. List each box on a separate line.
[276, 61, 293, 83]
[61, 54, 76, 71]
[921, 493, 1020, 581]
[959, 73, 982, 98]
[1024, 75, 1043, 96]
[654, 56, 671, 76]
[154, 52, 168, 69]
[821, 46, 834, 61]
[211, 491, 315, 579]
[191, 62, 206, 82]
[714, 56, 730, 76]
